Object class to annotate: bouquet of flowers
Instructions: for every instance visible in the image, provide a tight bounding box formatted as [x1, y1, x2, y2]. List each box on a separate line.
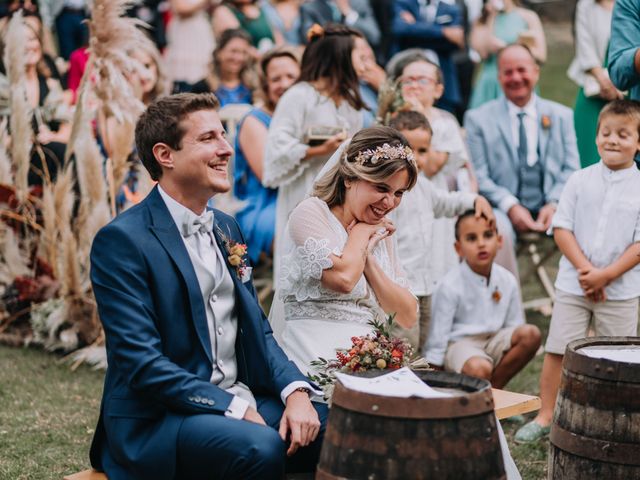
[308, 315, 416, 397]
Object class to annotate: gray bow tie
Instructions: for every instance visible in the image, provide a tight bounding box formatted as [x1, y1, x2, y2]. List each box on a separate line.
[183, 210, 214, 236]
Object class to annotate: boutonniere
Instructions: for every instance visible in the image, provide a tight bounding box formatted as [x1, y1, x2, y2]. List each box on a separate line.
[541, 115, 551, 130]
[216, 226, 252, 282]
[492, 286, 501, 303]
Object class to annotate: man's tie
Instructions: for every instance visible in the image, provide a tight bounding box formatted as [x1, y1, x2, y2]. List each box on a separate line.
[517, 111, 528, 166]
[183, 210, 214, 237]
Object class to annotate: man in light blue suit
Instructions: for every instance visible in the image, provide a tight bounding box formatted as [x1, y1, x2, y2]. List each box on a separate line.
[89, 93, 326, 480]
[464, 44, 579, 243]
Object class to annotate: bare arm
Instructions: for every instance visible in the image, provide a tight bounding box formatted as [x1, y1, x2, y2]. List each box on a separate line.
[238, 115, 268, 181]
[212, 4, 241, 37]
[363, 254, 417, 329]
[519, 9, 547, 63]
[320, 223, 379, 294]
[554, 228, 592, 271]
[469, 15, 504, 60]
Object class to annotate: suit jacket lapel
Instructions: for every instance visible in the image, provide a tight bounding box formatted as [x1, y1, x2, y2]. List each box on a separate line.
[146, 188, 214, 365]
[537, 98, 550, 166]
[497, 98, 520, 172]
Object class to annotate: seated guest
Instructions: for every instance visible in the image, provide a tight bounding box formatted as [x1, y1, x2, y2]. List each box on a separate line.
[515, 100, 640, 443]
[391, 0, 465, 113]
[191, 28, 257, 106]
[299, 0, 381, 50]
[1, 16, 72, 186]
[89, 93, 326, 479]
[464, 44, 579, 269]
[389, 110, 494, 351]
[425, 211, 541, 388]
[234, 47, 300, 265]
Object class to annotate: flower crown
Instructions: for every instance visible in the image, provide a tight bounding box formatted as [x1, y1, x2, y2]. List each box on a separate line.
[353, 143, 416, 167]
[307, 24, 324, 42]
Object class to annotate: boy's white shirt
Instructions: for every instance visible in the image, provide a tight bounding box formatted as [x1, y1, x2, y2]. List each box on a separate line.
[424, 260, 524, 366]
[552, 161, 640, 300]
[392, 174, 476, 296]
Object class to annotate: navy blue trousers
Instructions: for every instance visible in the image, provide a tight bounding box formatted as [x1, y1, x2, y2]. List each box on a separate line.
[175, 395, 328, 480]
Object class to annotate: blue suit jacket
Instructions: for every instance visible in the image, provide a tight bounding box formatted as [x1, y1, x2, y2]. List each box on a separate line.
[89, 187, 308, 480]
[609, 0, 640, 100]
[391, 0, 462, 110]
[464, 96, 579, 211]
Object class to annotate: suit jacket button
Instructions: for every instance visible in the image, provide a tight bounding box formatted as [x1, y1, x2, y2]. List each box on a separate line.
[207, 400, 215, 406]
[188, 396, 194, 402]
[194, 396, 201, 403]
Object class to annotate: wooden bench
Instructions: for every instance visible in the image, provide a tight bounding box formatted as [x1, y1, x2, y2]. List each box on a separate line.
[64, 388, 540, 479]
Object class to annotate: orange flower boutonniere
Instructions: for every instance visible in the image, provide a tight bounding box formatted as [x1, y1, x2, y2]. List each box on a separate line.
[492, 287, 502, 303]
[541, 115, 551, 130]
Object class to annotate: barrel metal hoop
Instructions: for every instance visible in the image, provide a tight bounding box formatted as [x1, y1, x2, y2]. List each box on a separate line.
[550, 424, 640, 466]
[565, 337, 640, 384]
[331, 382, 495, 419]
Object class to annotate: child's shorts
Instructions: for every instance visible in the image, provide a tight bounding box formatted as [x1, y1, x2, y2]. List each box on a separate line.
[545, 289, 639, 355]
[444, 326, 517, 373]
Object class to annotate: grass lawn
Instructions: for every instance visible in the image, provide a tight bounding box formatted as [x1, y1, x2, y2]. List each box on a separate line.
[0, 22, 577, 480]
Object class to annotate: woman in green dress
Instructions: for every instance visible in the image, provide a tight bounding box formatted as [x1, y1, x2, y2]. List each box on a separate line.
[568, 0, 622, 168]
[213, 0, 276, 51]
[468, 0, 546, 109]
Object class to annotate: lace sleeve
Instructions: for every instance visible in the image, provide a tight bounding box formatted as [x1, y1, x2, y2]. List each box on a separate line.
[278, 198, 345, 301]
[262, 85, 312, 188]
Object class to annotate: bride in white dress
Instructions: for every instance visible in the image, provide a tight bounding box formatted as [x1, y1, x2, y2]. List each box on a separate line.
[273, 125, 522, 479]
[276, 126, 419, 375]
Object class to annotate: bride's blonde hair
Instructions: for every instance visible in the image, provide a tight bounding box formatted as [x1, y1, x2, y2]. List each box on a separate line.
[312, 126, 418, 208]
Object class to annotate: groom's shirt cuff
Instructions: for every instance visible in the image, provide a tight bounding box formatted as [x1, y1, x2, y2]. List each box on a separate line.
[225, 395, 250, 419]
[281, 381, 323, 403]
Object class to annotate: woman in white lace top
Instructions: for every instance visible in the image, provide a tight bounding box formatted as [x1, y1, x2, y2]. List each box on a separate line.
[263, 24, 367, 287]
[276, 126, 419, 375]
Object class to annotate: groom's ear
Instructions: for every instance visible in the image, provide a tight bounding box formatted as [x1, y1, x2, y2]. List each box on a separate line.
[153, 143, 174, 170]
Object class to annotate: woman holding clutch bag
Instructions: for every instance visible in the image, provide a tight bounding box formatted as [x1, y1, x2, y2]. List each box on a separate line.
[263, 23, 367, 324]
[469, 0, 546, 109]
[568, 0, 622, 168]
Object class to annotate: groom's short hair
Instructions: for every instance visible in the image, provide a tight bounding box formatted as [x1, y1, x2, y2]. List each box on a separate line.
[135, 93, 221, 180]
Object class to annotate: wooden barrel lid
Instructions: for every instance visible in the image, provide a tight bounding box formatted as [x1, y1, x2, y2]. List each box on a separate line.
[564, 337, 640, 383]
[331, 370, 495, 419]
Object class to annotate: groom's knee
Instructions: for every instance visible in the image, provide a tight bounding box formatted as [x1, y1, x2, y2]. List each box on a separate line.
[246, 427, 286, 474]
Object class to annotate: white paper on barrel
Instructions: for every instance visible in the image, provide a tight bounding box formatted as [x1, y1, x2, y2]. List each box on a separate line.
[335, 367, 453, 398]
[579, 346, 640, 364]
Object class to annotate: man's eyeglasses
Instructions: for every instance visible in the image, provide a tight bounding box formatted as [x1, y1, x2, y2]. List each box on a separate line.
[399, 76, 439, 86]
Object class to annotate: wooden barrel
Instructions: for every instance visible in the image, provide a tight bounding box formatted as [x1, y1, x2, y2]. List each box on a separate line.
[549, 337, 640, 478]
[316, 370, 505, 480]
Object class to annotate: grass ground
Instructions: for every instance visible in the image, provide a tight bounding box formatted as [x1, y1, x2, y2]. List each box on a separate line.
[0, 22, 577, 480]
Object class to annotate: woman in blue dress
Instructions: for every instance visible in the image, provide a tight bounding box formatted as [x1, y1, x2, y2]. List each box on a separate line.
[234, 47, 300, 265]
[191, 28, 257, 106]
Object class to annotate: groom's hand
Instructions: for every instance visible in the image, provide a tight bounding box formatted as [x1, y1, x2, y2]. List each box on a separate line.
[243, 407, 267, 426]
[279, 392, 321, 456]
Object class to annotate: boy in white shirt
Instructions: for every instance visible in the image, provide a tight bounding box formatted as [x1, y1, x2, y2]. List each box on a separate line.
[515, 99, 640, 443]
[389, 111, 494, 350]
[425, 211, 541, 388]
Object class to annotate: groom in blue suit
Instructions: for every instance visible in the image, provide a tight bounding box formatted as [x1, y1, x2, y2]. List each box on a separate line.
[89, 93, 326, 480]
[464, 44, 579, 241]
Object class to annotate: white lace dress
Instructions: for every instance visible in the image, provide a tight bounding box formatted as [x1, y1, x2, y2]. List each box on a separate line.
[277, 197, 408, 375]
[262, 82, 362, 283]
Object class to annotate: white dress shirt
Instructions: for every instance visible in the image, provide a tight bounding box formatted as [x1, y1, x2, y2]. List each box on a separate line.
[498, 96, 539, 213]
[425, 261, 524, 366]
[158, 187, 318, 417]
[552, 161, 640, 300]
[393, 175, 476, 296]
